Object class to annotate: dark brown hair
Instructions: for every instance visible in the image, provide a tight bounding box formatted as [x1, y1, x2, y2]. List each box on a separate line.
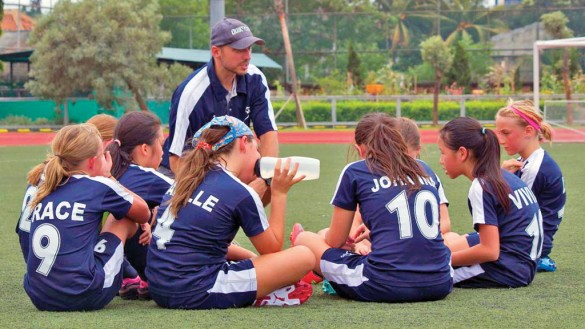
[106, 111, 162, 178]
[440, 117, 511, 212]
[354, 113, 428, 190]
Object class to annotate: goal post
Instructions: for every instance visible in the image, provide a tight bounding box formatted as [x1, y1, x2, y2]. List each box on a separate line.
[533, 37, 585, 114]
[544, 100, 585, 140]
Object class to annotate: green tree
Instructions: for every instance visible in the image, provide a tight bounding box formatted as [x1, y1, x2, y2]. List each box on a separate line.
[150, 62, 194, 99]
[420, 36, 452, 126]
[541, 11, 576, 123]
[444, 40, 471, 92]
[374, 0, 439, 62]
[0, 0, 3, 72]
[27, 0, 170, 112]
[442, 0, 508, 46]
[347, 43, 363, 88]
[159, 0, 208, 49]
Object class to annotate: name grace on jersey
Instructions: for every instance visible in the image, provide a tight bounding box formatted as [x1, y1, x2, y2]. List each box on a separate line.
[31, 201, 87, 222]
[371, 175, 436, 193]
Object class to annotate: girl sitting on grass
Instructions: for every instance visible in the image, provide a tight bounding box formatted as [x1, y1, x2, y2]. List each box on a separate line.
[293, 112, 453, 303]
[440, 117, 542, 288]
[495, 100, 565, 272]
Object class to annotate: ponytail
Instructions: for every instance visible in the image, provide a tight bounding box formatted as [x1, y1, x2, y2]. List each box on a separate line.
[440, 117, 511, 212]
[106, 111, 162, 178]
[169, 126, 237, 217]
[29, 124, 102, 210]
[355, 113, 428, 191]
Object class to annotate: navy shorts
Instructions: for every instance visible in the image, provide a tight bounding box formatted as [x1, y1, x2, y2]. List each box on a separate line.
[321, 248, 452, 303]
[151, 259, 258, 310]
[453, 232, 507, 288]
[28, 232, 124, 311]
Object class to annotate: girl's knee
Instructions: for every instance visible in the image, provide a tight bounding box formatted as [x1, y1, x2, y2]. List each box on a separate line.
[294, 231, 319, 247]
[291, 245, 316, 271]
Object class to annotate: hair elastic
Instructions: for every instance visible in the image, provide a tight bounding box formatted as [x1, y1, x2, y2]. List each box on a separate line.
[54, 154, 64, 160]
[481, 127, 486, 135]
[113, 139, 121, 146]
[509, 105, 540, 131]
[196, 141, 212, 150]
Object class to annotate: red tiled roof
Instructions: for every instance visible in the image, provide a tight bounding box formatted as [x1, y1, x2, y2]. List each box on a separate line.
[1, 10, 36, 32]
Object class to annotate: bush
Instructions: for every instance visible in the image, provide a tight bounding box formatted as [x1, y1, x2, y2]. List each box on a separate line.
[273, 99, 503, 123]
[0, 115, 55, 125]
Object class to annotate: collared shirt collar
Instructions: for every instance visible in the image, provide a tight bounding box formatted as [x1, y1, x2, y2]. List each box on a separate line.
[207, 58, 249, 102]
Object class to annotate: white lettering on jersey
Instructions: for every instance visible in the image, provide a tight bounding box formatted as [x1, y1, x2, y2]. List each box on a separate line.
[188, 190, 219, 213]
[509, 186, 538, 209]
[371, 175, 435, 193]
[32, 201, 87, 222]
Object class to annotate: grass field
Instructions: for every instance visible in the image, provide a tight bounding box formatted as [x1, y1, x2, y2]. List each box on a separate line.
[1, 143, 584, 328]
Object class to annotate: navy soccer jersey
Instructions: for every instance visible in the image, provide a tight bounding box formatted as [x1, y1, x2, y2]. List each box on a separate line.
[330, 160, 452, 287]
[161, 59, 277, 168]
[23, 175, 134, 310]
[417, 159, 449, 205]
[147, 166, 267, 298]
[16, 183, 38, 261]
[118, 164, 173, 209]
[465, 170, 542, 287]
[513, 148, 565, 256]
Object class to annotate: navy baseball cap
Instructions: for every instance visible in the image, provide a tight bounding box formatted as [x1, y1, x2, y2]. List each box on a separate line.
[210, 18, 265, 49]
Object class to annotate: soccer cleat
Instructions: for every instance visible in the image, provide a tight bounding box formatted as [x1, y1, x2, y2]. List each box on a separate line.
[289, 223, 304, 246]
[537, 257, 557, 272]
[119, 276, 141, 300]
[253, 281, 312, 307]
[137, 280, 151, 301]
[322, 280, 337, 296]
[301, 270, 323, 284]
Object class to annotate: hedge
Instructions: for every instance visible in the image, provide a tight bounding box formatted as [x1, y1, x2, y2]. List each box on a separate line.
[273, 100, 504, 123]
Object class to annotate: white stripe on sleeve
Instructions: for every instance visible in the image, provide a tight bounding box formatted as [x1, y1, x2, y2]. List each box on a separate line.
[247, 65, 277, 131]
[468, 178, 486, 225]
[169, 70, 211, 155]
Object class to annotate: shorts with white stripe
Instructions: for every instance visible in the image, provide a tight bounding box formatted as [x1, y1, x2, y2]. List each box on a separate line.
[78, 232, 124, 310]
[453, 233, 506, 288]
[151, 259, 257, 309]
[321, 248, 452, 303]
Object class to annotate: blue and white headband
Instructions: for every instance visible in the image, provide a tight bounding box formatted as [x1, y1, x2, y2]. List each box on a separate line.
[192, 115, 254, 151]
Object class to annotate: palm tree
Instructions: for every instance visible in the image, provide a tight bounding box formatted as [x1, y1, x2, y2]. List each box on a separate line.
[374, 0, 440, 60]
[442, 0, 508, 46]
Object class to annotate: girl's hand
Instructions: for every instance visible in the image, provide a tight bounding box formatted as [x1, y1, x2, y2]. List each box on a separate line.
[103, 150, 114, 178]
[501, 159, 524, 173]
[270, 159, 305, 197]
[139, 223, 152, 245]
[351, 223, 370, 243]
[353, 241, 372, 255]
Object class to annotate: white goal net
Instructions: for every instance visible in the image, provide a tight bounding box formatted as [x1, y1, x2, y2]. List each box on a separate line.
[543, 100, 585, 140]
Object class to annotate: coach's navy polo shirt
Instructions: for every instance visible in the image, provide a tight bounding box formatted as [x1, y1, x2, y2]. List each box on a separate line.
[161, 59, 276, 168]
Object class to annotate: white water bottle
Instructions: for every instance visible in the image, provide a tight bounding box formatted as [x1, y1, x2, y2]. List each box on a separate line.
[255, 156, 320, 181]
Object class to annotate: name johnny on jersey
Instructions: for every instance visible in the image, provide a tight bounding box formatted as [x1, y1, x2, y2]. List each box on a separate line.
[371, 175, 438, 193]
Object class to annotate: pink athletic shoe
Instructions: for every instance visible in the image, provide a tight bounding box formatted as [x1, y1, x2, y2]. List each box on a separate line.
[119, 276, 141, 300]
[253, 281, 313, 307]
[137, 280, 151, 301]
[289, 223, 304, 246]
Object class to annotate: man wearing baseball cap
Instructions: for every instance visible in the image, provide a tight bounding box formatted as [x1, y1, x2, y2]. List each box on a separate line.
[161, 18, 278, 189]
